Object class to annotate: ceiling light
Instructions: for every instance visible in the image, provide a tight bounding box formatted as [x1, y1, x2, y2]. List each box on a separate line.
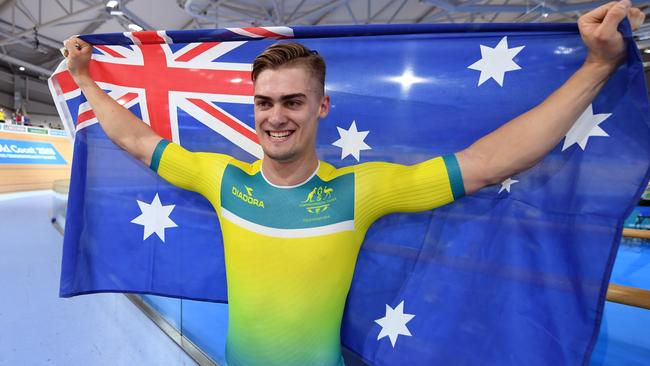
[387, 68, 428, 91]
[110, 10, 124, 15]
[128, 23, 143, 32]
[19, 66, 25, 71]
[106, 0, 119, 8]
[644, 49, 650, 54]
[542, 12, 549, 18]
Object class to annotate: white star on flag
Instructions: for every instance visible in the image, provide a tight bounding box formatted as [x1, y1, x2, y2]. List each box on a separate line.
[562, 104, 611, 151]
[375, 300, 415, 347]
[332, 120, 371, 161]
[468, 36, 525, 87]
[131, 193, 178, 242]
[499, 178, 519, 194]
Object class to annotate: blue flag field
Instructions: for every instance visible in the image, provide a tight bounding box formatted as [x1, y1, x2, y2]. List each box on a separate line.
[48, 23, 650, 365]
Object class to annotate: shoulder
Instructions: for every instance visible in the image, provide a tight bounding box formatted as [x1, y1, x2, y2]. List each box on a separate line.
[161, 141, 233, 164]
[316, 160, 413, 180]
[316, 160, 356, 181]
[226, 158, 261, 175]
[155, 140, 235, 174]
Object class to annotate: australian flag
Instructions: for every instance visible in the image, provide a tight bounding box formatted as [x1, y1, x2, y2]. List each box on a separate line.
[48, 23, 650, 365]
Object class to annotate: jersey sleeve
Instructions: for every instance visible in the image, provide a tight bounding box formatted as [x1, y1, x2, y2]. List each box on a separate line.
[354, 154, 465, 227]
[149, 139, 232, 205]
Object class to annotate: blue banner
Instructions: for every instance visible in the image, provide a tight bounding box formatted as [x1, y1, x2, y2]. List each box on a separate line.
[49, 23, 650, 366]
[0, 139, 66, 165]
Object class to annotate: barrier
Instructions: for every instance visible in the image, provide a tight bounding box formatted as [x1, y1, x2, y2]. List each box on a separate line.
[51, 179, 69, 234]
[0, 122, 69, 138]
[623, 228, 650, 240]
[0, 130, 72, 193]
[607, 284, 650, 310]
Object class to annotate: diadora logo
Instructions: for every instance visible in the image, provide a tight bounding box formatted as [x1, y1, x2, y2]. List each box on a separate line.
[300, 185, 336, 214]
[232, 185, 265, 208]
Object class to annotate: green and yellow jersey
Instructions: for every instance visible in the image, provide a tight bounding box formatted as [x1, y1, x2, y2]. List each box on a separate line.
[150, 139, 465, 366]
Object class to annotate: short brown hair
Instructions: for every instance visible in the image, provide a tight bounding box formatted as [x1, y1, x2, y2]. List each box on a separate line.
[252, 42, 326, 94]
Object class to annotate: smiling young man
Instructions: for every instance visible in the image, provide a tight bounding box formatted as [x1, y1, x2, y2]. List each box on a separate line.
[252, 49, 328, 186]
[63, 2, 643, 365]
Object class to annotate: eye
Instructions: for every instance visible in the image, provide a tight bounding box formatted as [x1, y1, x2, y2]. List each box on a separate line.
[286, 99, 303, 108]
[255, 100, 271, 109]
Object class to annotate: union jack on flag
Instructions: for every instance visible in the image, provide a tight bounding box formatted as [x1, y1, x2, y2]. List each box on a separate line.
[49, 28, 297, 159]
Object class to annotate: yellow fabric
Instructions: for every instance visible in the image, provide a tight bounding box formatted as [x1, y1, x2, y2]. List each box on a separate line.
[157, 142, 232, 208]
[156, 142, 458, 366]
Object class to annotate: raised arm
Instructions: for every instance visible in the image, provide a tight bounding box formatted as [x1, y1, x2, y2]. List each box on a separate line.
[63, 37, 163, 166]
[456, 0, 645, 195]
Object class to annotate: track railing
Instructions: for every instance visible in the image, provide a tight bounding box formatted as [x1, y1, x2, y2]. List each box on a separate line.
[607, 284, 650, 310]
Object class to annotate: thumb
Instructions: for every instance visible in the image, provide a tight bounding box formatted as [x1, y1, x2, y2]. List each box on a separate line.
[600, 0, 631, 34]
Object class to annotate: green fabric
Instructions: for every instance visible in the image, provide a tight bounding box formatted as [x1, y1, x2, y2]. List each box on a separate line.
[149, 139, 170, 172]
[220, 164, 355, 229]
[443, 154, 465, 200]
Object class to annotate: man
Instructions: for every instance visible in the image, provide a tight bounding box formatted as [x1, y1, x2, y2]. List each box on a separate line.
[63, 1, 644, 365]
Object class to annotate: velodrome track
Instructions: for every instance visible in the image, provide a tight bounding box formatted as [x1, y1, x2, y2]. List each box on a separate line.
[0, 191, 197, 366]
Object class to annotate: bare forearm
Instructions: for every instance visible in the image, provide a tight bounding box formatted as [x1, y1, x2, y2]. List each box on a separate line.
[468, 60, 617, 185]
[75, 75, 161, 165]
[455, 1, 643, 195]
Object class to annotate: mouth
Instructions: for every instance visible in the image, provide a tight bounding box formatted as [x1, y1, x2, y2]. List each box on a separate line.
[266, 130, 295, 141]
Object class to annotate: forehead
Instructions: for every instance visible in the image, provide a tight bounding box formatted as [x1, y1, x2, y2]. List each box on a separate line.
[254, 65, 320, 98]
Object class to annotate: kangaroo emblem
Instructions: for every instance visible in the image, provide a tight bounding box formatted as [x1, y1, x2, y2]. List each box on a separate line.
[303, 187, 317, 203]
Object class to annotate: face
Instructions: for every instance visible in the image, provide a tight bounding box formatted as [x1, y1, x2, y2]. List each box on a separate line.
[254, 65, 329, 163]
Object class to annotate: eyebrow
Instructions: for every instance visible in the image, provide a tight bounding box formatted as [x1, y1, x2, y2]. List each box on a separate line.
[254, 93, 307, 102]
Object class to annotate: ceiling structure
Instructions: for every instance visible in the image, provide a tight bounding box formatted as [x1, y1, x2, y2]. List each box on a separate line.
[0, 0, 648, 116]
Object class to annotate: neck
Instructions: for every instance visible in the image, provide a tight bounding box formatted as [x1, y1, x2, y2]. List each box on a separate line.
[262, 152, 319, 187]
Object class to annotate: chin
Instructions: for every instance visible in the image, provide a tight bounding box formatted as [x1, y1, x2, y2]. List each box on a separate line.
[263, 148, 297, 163]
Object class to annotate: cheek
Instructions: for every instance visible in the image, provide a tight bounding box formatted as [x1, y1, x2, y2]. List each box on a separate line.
[302, 119, 319, 137]
[254, 112, 265, 130]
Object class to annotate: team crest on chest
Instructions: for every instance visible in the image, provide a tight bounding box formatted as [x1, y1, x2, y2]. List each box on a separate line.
[300, 185, 336, 215]
[221, 164, 354, 232]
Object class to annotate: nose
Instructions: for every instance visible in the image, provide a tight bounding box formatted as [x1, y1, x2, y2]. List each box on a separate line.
[267, 104, 287, 126]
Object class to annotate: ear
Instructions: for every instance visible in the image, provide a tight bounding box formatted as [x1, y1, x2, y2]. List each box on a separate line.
[319, 95, 330, 119]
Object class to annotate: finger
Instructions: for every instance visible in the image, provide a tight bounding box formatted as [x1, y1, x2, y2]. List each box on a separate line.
[629, 8, 645, 31]
[63, 36, 90, 51]
[64, 38, 87, 56]
[581, 1, 619, 23]
[63, 38, 78, 49]
[600, 0, 631, 31]
[62, 39, 74, 54]
[63, 39, 78, 56]
[72, 37, 91, 49]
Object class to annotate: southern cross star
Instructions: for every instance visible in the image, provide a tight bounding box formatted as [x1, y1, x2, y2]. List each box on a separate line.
[499, 178, 519, 194]
[131, 193, 178, 242]
[375, 300, 415, 348]
[562, 104, 612, 151]
[468, 36, 525, 87]
[332, 120, 371, 161]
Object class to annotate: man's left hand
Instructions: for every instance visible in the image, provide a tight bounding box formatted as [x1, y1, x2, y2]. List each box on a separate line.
[578, 0, 645, 68]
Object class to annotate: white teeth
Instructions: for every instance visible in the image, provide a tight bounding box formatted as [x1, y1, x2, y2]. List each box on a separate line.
[269, 131, 292, 138]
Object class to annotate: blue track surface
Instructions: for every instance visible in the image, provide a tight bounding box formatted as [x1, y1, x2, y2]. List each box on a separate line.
[0, 192, 197, 366]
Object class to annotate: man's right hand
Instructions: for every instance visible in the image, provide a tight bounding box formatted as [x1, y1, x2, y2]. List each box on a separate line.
[60, 36, 163, 167]
[63, 37, 93, 83]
